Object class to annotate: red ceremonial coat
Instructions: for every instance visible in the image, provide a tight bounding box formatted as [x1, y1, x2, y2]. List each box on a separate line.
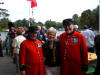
[19, 39, 45, 75]
[59, 31, 88, 75]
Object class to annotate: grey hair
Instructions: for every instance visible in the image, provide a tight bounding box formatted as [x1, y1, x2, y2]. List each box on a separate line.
[47, 27, 57, 34]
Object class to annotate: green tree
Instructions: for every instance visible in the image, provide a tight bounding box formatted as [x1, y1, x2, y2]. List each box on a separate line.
[93, 6, 99, 30]
[56, 22, 63, 30]
[0, 8, 9, 31]
[72, 5, 99, 30]
[72, 14, 79, 24]
[37, 21, 43, 26]
[80, 9, 96, 29]
[14, 20, 23, 27]
[45, 20, 58, 29]
[14, 18, 38, 27]
[0, 8, 9, 18]
[22, 19, 29, 27]
[80, 9, 90, 26]
[0, 18, 9, 31]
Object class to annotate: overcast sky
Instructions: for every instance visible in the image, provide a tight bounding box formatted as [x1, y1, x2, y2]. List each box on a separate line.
[0, 0, 99, 23]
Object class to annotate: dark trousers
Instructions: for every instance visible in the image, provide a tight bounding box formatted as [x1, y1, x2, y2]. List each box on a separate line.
[0, 43, 3, 57]
[88, 47, 94, 53]
[93, 58, 100, 75]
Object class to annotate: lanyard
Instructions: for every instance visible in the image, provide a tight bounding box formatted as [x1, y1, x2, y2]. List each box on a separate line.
[64, 35, 71, 60]
[34, 41, 41, 63]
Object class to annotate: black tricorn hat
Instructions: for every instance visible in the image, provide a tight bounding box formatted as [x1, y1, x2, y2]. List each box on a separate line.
[63, 18, 74, 26]
[28, 26, 38, 33]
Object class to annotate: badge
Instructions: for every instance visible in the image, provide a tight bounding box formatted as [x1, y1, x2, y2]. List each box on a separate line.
[37, 44, 42, 48]
[71, 37, 78, 43]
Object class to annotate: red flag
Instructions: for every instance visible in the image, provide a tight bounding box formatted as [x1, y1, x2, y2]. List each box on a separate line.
[31, 0, 37, 8]
[27, 0, 37, 8]
[27, 0, 32, 1]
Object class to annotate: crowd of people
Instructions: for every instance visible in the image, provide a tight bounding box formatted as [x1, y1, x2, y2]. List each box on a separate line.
[0, 18, 100, 75]
[0, 33, 3, 57]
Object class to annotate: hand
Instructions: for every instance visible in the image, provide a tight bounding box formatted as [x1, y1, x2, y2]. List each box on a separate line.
[20, 71, 25, 75]
[41, 41, 45, 44]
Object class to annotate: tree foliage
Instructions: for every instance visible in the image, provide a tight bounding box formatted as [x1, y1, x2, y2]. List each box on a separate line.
[0, 18, 9, 31]
[93, 6, 99, 29]
[14, 19, 29, 27]
[45, 20, 63, 29]
[0, 8, 9, 18]
[72, 5, 99, 30]
[0, 8, 9, 31]
[72, 14, 79, 24]
[80, 9, 96, 28]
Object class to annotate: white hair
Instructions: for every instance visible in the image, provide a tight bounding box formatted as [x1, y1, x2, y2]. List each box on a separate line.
[74, 25, 78, 29]
[37, 25, 41, 30]
[47, 27, 57, 34]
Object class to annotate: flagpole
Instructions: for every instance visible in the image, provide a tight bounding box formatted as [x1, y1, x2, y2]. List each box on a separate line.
[29, 2, 31, 27]
[27, 0, 37, 26]
[32, 8, 35, 22]
[32, 8, 34, 17]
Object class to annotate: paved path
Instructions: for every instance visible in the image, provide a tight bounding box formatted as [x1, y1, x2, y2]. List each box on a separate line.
[0, 50, 16, 75]
[0, 50, 95, 75]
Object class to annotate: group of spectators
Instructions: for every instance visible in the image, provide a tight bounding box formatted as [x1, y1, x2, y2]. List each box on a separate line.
[0, 33, 3, 57]
[4, 22, 48, 75]
[1, 18, 100, 75]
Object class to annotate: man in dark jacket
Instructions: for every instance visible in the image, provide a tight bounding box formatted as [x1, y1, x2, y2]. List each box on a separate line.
[94, 34, 100, 75]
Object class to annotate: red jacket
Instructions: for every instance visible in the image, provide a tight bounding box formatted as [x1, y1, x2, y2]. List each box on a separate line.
[59, 31, 88, 75]
[19, 39, 45, 75]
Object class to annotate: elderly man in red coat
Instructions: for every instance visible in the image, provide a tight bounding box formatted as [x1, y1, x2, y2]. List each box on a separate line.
[59, 19, 88, 75]
[19, 26, 45, 75]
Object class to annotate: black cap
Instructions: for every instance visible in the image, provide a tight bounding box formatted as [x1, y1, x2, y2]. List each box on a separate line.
[28, 26, 38, 33]
[63, 18, 74, 26]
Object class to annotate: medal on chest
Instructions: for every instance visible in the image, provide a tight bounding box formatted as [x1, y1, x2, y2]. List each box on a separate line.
[34, 42, 42, 63]
[63, 36, 78, 60]
[71, 36, 78, 43]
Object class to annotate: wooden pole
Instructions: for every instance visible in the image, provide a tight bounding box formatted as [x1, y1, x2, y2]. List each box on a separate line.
[29, 2, 31, 27]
